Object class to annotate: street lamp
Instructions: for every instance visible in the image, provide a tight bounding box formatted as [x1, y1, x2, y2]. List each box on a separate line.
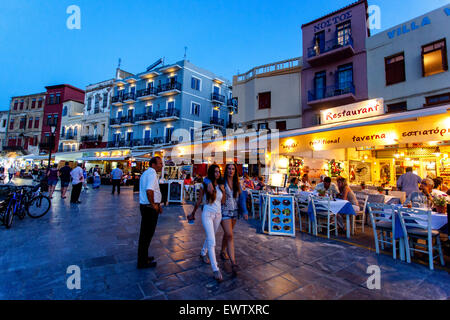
[47, 122, 57, 169]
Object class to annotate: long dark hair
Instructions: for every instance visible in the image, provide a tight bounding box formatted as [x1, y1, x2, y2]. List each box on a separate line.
[204, 164, 221, 204]
[224, 164, 241, 199]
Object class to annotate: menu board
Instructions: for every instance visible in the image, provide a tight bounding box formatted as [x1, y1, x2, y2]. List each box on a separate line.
[268, 195, 295, 237]
[168, 180, 184, 203]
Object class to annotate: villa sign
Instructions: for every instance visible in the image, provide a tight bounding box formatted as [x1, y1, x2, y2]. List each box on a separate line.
[320, 98, 385, 125]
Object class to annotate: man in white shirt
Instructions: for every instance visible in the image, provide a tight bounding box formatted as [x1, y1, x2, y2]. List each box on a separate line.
[70, 162, 84, 204]
[111, 165, 124, 195]
[137, 156, 163, 269]
[8, 166, 15, 183]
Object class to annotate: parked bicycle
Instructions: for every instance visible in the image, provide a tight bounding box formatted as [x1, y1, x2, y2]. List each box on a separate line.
[0, 184, 51, 229]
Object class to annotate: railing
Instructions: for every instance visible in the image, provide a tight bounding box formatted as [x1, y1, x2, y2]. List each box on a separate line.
[137, 87, 158, 98]
[61, 134, 75, 140]
[158, 82, 182, 93]
[211, 93, 225, 103]
[110, 118, 121, 125]
[120, 116, 135, 124]
[135, 113, 157, 122]
[123, 92, 136, 101]
[234, 57, 301, 84]
[307, 35, 353, 58]
[94, 107, 100, 114]
[210, 117, 224, 126]
[152, 137, 164, 145]
[156, 109, 180, 118]
[39, 142, 53, 150]
[111, 95, 124, 104]
[2, 146, 24, 152]
[81, 135, 102, 142]
[308, 82, 355, 102]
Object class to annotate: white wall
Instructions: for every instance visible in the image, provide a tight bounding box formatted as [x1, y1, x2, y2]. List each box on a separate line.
[367, 5, 450, 109]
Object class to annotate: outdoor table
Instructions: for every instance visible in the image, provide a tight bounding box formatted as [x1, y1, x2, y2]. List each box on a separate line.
[307, 198, 356, 239]
[384, 195, 402, 205]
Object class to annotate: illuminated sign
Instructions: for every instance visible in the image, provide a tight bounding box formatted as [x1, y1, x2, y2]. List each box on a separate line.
[321, 98, 384, 125]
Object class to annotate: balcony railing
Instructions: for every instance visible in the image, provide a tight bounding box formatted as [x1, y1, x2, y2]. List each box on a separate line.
[110, 118, 121, 125]
[156, 109, 180, 119]
[157, 82, 182, 94]
[210, 117, 224, 126]
[2, 146, 24, 152]
[307, 35, 353, 58]
[308, 82, 355, 102]
[111, 95, 124, 104]
[211, 93, 225, 104]
[123, 92, 136, 102]
[152, 137, 164, 145]
[136, 87, 158, 98]
[81, 135, 102, 142]
[94, 107, 100, 114]
[61, 134, 75, 140]
[39, 142, 53, 150]
[135, 113, 157, 122]
[110, 117, 135, 125]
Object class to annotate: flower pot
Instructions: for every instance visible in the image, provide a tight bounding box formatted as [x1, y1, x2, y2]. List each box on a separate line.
[436, 206, 447, 214]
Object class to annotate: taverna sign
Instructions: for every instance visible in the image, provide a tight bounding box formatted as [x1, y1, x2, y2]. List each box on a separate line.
[321, 98, 384, 125]
[387, 16, 431, 39]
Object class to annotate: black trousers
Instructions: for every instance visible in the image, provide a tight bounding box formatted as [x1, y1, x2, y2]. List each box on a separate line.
[70, 182, 82, 203]
[137, 204, 160, 265]
[112, 179, 121, 194]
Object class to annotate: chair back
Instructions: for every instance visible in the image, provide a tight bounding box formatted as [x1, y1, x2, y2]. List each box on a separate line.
[289, 189, 298, 195]
[350, 185, 362, 192]
[388, 191, 406, 204]
[367, 203, 395, 232]
[397, 207, 432, 235]
[367, 193, 385, 204]
[355, 192, 369, 213]
[309, 195, 331, 217]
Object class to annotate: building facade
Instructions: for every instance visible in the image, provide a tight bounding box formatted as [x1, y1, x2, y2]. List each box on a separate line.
[367, 4, 450, 112]
[108, 59, 233, 151]
[58, 100, 84, 153]
[6, 92, 46, 154]
[0, 111, 9, 151]
[41, 84, 85, 154]
[232, 57, 302, 132]
[301, 0, 369, 127]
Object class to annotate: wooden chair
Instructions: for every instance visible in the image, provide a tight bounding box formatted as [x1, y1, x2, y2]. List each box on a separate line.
[309, 195, 337, 239]
[249, 190, 260, 219]
[353, 193, 368, 234]
[367, 203, 401, 260]
[397, 207, 445, 270]
[295, 194, 310, 233]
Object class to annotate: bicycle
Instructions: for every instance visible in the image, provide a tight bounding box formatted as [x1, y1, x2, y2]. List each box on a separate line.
[1, 184, 51, 229]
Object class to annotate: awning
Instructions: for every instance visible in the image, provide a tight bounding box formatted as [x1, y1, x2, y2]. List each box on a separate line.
[22, 154, 54, 160]
[78, 157, 126, 161]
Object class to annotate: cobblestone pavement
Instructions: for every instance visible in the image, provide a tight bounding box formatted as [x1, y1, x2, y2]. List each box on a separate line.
[0, 182, 449, 300]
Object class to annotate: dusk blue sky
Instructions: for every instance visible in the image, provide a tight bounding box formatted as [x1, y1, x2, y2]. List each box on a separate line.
[0, 0, 448, 110]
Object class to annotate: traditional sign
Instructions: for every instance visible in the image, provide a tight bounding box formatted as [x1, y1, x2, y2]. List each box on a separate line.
[321, 98, 384, 125]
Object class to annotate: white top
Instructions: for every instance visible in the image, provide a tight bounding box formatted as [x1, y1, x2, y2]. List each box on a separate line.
[203, 184, 223, 214]
[70, 167, 84, 184]
[140, 167, 162, 204]
[8, 167, 14, 174]
[94, 171, 100, 177]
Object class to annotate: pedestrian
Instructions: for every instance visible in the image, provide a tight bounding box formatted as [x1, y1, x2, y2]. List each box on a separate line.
[111, 165, 123, 195]
[187, 165, 225, 282]
[70, 162, 84, 204]
[82, 166, 88, 193]
[397, 167, 422, 198]
[7, 166, 15, 183]
[46, 164, 59, 199]
[59, 162, 72, 199]
[31, 165, 39, 182]
[137, 157, 164, 269]
[92, 169, 101, 189]
[220, 164, 248, 276]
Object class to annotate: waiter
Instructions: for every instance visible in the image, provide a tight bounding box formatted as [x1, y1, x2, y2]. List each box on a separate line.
[137, 156, 163, 269]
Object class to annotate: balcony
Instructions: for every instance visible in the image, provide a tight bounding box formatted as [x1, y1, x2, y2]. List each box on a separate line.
[157, 82, 182, 96]
[307, 35, 354, 67]
[136, 87, 158, 100]
[2, 146, 25, 152]
[60, 134, 76, 141]
[81, 135, 102, 142]
[120, 116, 135, 126]
[135, 113, 157, 124]
[308, 82, 356, 107]
[156, 109, 180, 121]
[110, 118, 122, 128]
[211, 93, 225, 104]
[210, 117, 224, 126]
[123, 92, 136, 104]
[39, 142, 53, 151]
[94, 107, 100, 114]
[152, 137, 164, 145]
[111, 95, 124, 106]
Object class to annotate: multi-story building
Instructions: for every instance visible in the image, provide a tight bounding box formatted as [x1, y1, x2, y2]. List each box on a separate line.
[301, 0, 369, 127]
[367, 4, 450, 113]
[6, 92, 46, 154]
[58, 100, 84, 153]
[40, 84, 85, 154]
[0, 111, 9, 151]
[108, 59, 233, 150]
[232, 57, 302, 132]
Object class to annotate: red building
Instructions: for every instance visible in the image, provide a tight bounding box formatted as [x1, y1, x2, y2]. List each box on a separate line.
[40, 84, 85, 153]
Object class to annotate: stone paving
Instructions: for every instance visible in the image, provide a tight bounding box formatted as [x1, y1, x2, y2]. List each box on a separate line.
[0, 182, 450, 300]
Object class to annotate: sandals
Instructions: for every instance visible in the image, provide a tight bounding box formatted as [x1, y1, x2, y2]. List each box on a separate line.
[231, 264, 240, 276]
[200, 254, 210, 264]
[220, 251, 230, 260]
[213, 270, 223, 282]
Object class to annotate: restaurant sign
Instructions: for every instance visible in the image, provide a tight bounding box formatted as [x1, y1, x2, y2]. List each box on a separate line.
[320, 98, 384, 125]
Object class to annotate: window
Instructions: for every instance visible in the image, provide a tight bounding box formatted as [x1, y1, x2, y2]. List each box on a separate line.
[87, 97, 92, 110]
[34, 117, 40, 128]
[74, 127, 78, 137]
[212, 108, 219, 120]
[167, 101, 175, 111]
[313, 114, 321, 126]
[146, 105, 153, 114]
[191, 77, 201, 90]
[19, 117, 26, 129]
[313, 31, 325, 55]
[20, 100, 24, 110]
[144, 129, 151, 141]
[387, 102, 407, 113]
[61, 126, 65, 136]
[165, 127, 174, 143]
[62, 106, 68, 116]
[336, 21, 351, 46]
[28, 117, 33, 129]
[2, 119, 6, 128]
[72, 145, 76, 152]
[314, 71, 326, 99]
[258, 123, 268, 130]
[190, 128, 195, 142]
[31, 99, 36, 108]
[191, 102, 200, 116]
[126, 131, 133, 141]
[55, 93, 61, 104]
[9, 119, 14, 130]
[53, 114, 58, 125]
[385, 53, 405, 85]
[337, 63, 353, 90]
[103, 93, 108, 108]
[49, 94, 54, 105]
[258, 92, 271, 109]
[38, 98, 43, 108]
[276, 121, 287, 132]
[422, 39, 448, 77]
[425, 92, 450, 107]
[117, 111, 123, 119]
[13, 100, 18, 110]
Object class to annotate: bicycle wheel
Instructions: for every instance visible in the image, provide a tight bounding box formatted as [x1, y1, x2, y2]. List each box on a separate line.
[17, 199, 26, 220]
[27, 195, 51, 218]
[4, 201, 15, 229]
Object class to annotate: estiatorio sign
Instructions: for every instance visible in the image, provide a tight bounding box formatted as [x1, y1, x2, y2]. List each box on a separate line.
[320, 98, 384, 125]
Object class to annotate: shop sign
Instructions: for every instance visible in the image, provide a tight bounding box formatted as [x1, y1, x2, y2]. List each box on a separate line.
[320, 98, 384, 125]
[387, 16, 431, 39]
[313, 10, 352, 32]
[93, 150, 130, 158]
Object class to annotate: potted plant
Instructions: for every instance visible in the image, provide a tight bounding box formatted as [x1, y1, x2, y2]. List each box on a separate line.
[377, 186, 384, 194]
[432, 195, 448, 214]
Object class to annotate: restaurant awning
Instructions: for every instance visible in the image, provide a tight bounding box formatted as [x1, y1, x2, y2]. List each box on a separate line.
[78, 157, 126, 161]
